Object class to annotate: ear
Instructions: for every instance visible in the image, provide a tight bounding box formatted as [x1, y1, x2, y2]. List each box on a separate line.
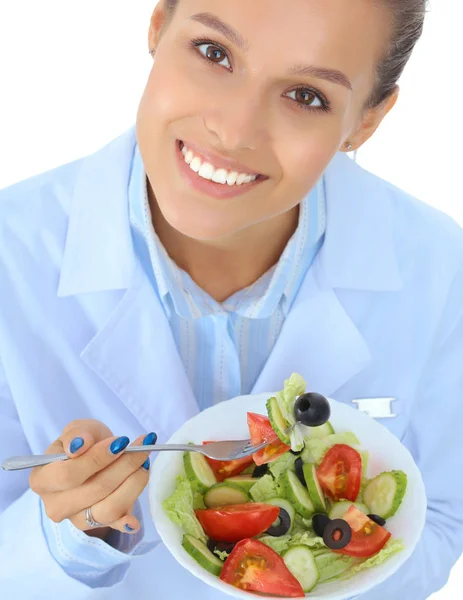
[148, 2, 169, 55]
[343, 85, 399, 152]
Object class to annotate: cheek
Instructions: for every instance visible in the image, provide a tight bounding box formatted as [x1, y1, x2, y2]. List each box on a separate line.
[277, 131, 339, 198]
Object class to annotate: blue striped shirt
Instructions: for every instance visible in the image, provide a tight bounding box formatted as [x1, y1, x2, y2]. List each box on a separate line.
[129, 146, 326, 410]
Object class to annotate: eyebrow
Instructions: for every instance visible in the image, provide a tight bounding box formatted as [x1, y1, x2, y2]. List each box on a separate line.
[190, 13, 249, 51]
[189, 12, 352, 91]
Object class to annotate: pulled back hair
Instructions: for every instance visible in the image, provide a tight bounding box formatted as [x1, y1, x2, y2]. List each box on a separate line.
[163, 0, 427, 109]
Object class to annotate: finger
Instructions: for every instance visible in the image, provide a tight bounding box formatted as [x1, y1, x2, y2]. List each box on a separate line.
[70, 459, 150, 533]
[40, 433, 156, 519]
[59, 421, 114, 457]
[31, 434, 131, 494]
[30, 421, 112, 491]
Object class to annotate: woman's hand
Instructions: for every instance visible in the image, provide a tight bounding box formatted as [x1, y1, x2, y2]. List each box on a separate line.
[29, 419, 156, 540]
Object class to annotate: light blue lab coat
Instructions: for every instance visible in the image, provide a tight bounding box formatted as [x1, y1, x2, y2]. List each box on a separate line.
[1, 127, 463, 599]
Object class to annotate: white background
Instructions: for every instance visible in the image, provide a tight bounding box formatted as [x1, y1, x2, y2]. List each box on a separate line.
[0, 1, 461, 597]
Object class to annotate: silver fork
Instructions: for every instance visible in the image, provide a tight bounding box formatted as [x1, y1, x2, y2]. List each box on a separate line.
[1, 436, 282, 472]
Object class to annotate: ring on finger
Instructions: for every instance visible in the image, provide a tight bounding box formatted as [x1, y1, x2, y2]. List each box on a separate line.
[85, 506, 105, 528]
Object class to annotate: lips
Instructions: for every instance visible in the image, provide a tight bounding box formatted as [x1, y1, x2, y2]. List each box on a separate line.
[175, 140, 266, 200]
[179, 140, 264, 187]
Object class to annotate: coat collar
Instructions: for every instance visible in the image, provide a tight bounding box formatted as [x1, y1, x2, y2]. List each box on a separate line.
[58, 127, 402, 298]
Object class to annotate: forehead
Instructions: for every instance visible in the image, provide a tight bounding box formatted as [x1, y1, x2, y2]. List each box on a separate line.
[171, 0, 390, 86]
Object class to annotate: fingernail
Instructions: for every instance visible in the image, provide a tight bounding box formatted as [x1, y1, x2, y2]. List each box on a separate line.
[142, 458, 150, 470]
[69, 437, 84, 454]
[125, 524, 135, 532]
[143, 432, 157, 446]
[110, 436, 130, 455]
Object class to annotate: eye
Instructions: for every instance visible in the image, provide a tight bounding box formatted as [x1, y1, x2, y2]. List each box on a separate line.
[195, 42, 232, 71]
[285, 88, 330, 112]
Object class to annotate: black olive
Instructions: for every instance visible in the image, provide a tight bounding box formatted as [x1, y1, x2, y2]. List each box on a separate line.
[206, 538, 236, 558]
[294, 393, 331, 427]
[290, 448, 302, 456]
[367, 514, 386, 527]
[312, 513, 331, 537]
[215, 541, 237, 554]
[294, 457, 306, 487]
[323, 519, 352, 550]
[265, 508, 292, 537]
[252, 464, 268, 478]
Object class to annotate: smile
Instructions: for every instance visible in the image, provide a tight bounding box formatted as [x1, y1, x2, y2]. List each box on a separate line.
[176, 140, 266, 200]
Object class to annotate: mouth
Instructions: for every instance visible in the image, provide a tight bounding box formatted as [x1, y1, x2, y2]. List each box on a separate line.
[175, 139, 267, 200]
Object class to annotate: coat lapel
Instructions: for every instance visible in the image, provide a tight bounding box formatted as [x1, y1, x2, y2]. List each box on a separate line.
[254, 152, 403, 398]
[252, 265, 371, 398]
[80, 264, 199, 439]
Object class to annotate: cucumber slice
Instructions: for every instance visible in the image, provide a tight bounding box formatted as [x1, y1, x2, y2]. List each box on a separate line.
[203, 483, 250, 508]
[283, 545, 319, 593]
[182, 534, 223, 576]
[302, 464, 327, 513]
[266, 396, 291, 444]
[224, 475, 256, 492]
[363, 470, 407, 519]
[283, 470, 315, 518]
[328, 501, 369, 520]
[303, 421, 335, 439]
[183, 452, 217, 493]
[264, 498, 296, 534]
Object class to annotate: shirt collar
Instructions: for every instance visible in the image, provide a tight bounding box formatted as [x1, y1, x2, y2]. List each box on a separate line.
[129, 145, 326, 320]
[57, 126, 401, 299]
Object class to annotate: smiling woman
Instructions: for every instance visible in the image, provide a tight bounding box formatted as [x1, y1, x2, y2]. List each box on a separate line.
[1, 1, 463, 600]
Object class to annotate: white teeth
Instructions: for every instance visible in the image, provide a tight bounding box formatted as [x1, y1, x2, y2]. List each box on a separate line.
[190, 156, 202, 173]
[211, 168, 228, 184]
[181, 143, 258, 186]
[198, 162, 214, 180]
[227, 171, 238, 186]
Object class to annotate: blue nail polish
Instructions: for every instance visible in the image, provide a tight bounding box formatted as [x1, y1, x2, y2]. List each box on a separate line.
[69, 437, 84, 454]
[110, 436, 130, 455]
[143, 432, 157, 446]
[125, 524, 135, 532]
[142, 458, 150, 470]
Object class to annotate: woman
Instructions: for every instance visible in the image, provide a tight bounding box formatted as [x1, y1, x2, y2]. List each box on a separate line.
[0, 0, 462, 598]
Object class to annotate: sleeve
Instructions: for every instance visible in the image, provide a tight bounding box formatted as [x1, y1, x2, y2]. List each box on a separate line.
[0, 358, 154, 597]
[358, 259, 463, 600]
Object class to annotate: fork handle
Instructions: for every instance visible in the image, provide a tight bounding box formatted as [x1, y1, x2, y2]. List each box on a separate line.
[1, 444, 200, 472]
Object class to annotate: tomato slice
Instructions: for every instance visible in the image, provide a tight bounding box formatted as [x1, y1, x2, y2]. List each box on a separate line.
[247, 412, 290, 465]
[202, 441, 254, 482]
[195, 503, 280, 543]
[334, 505, 392, 558]
[220, 539, 304, 597]
[316, 444, 362, 502]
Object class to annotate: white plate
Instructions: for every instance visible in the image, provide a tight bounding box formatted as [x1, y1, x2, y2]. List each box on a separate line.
[149, 394, 427, 599]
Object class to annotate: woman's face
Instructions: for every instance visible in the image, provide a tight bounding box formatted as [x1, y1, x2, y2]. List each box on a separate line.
[137, 0, 393, 241]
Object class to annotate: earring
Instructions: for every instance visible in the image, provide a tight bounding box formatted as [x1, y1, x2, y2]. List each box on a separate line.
[149, 49, 156, 56]
[345, 142, 353, 151]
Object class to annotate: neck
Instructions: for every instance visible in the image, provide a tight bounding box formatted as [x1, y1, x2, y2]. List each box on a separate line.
[149, 195, 299, 303]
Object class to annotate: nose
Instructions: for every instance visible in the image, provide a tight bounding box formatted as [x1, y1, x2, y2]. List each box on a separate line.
[202, 89, 268, 152]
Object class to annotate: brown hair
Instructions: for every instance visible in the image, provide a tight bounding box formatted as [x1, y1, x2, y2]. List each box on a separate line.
[163, 0, 427, 109]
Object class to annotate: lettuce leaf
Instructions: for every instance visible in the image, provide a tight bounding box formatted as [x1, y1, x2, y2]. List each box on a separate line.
[341, 538, 406, 579]
[249, 474, 282, 502]
[258, 534, 293, 554]
[276, 373, 307, 426]
[213, 549, 230, 561]
[268, 452, 297, 480]
[162, 476, 206, 543]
